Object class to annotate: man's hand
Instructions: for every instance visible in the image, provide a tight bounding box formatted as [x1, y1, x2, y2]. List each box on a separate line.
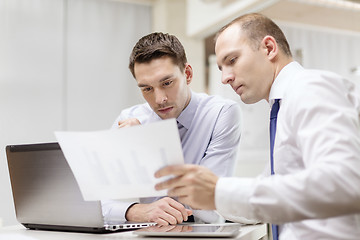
[155, 165, 218, 210]
[118, 118, 140, 128]
[125, 197, 193, 226]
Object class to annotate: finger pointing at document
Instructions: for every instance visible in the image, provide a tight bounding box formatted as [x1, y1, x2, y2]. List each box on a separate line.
[155, 164, 219, 210]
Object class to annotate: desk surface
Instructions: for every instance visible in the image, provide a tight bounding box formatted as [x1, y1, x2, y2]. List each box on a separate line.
[0, 224, 267, 240]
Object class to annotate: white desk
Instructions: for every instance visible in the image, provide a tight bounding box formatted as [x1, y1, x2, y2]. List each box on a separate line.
[0, 224, 267, 240]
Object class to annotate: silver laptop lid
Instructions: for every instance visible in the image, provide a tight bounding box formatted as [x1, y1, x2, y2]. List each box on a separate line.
[6, 142, 105, 229]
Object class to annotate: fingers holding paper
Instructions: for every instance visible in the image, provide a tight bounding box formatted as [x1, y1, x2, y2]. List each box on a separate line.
[118, 118, 140, 128]
[155, 165, 218, 210]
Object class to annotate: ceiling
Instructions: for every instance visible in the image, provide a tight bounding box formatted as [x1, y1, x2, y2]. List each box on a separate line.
[117, 0, 360, 35]
[260, 0, 360, 33]
[204, 0, 360, 79]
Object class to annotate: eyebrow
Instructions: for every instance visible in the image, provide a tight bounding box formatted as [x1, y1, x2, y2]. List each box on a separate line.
[222, 54, 231, 64]
[138, 83, 149, 88]
[218, 49, 239, 71]
[137, 74, 174, 88]
[217, 55, 229, 71]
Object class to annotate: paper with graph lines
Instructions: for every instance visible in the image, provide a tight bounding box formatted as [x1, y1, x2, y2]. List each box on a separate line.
[55, 119, 184, 201]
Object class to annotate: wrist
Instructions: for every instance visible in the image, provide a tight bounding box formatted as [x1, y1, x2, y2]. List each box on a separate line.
[125, 203, 140, 221]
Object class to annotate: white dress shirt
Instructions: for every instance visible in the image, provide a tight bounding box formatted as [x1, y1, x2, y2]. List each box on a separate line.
[102, 91, 242, 223]
[215, 62, 360, 239]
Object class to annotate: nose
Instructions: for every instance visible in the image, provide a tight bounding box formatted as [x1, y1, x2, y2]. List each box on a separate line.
[221, 70, 234, 85]
[155, 89, 168, 104]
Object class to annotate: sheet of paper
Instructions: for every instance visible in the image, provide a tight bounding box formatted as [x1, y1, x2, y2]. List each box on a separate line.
[55, 119, 184, 201]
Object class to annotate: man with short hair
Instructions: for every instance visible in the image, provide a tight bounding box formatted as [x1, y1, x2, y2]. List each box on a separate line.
[155, 13, 360, 239]
[102, 32, 242, 226]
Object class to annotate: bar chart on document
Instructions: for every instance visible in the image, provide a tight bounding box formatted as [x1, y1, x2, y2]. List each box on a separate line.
[55, 119, 184, 201]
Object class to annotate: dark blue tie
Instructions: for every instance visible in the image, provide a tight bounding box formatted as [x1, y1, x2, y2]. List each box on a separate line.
[270, 99, 280, 240]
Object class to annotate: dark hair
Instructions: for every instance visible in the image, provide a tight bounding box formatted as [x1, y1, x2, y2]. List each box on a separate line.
[216, 13, 292, 57]
[129, 32, 188, 78]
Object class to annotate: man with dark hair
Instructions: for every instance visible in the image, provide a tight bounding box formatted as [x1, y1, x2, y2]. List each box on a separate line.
[155, 13, 360, 239]
[102, 32, 242, 226]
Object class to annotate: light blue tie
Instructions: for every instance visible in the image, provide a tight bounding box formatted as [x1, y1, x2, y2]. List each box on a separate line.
[270, 99, 280, 240]
[177, 120, 186, 141]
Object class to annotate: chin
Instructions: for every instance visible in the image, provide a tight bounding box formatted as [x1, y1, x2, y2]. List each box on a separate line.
[240, 96, 249, 104]
[157, 113, 174, 120]
[240, 96, 257, 105]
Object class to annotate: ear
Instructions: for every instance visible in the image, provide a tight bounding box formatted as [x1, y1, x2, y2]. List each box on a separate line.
[261, 35, 278, 61]
[184, 63, 193, 85]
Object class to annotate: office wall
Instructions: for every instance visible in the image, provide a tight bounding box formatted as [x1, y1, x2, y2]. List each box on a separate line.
[0, 0, 151, 226]
[280, 22, 360, 82]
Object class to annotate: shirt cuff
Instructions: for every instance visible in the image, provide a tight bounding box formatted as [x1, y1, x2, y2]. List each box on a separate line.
[215, 177, 259, 224]
[101, 200, 138, 223]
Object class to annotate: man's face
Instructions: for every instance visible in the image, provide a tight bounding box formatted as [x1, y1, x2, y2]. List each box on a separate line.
[215, 24, 274, 104]
[134, 56, 192, 119]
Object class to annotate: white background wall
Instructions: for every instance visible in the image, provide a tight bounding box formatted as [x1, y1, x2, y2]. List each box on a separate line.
[0, 0, 151, 226]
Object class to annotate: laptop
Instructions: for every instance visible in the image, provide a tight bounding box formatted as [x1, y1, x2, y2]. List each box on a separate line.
[6, 142, 156, 233]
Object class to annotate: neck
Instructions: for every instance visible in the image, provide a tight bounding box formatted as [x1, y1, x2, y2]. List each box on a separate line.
[274, 56, 293, 79]
[266, 56, 293, 102]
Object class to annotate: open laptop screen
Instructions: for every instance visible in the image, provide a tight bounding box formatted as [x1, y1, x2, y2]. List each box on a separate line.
[6, 142, 155, 233]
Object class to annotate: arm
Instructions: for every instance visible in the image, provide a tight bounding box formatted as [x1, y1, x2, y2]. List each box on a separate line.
[103, 105, 190, 225]
[103, 109, 141, 221]
[102, 106, 145, 221]
[101, 199, 138, 222]
[199, 103, 242, 177]
[154, 165, 259, 224]
[155, 75, 360, 224]
[185, 103, 242, 223]
[216, 75, 360, 224]
[110, 103, 153, 129]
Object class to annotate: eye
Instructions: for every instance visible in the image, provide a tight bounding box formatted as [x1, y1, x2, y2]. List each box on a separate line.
[163, 80, 173, 87]
[141, 87, 152, 93]
[229, 57, 237, 65]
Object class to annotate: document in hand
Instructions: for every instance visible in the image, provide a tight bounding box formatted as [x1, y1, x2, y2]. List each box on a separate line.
[55, 119, 184, 201]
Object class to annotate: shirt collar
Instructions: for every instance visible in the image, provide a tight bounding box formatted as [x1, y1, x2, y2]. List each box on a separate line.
[176, 91, 197, 130]
[269, 61, 304, 106]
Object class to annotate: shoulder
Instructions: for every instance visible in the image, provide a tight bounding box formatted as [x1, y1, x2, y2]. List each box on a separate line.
[111, 103, 154, 128]
[285, 69, 352, 102]
[292, 69, 347, 91]
[193, 92, 241, 122]
[283, 68, 357, 123]
[195, 92, 239, 110]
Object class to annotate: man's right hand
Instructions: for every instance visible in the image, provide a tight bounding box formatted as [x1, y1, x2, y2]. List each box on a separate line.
[118, 118, 141, 128]
[125, 197, 193, 226]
